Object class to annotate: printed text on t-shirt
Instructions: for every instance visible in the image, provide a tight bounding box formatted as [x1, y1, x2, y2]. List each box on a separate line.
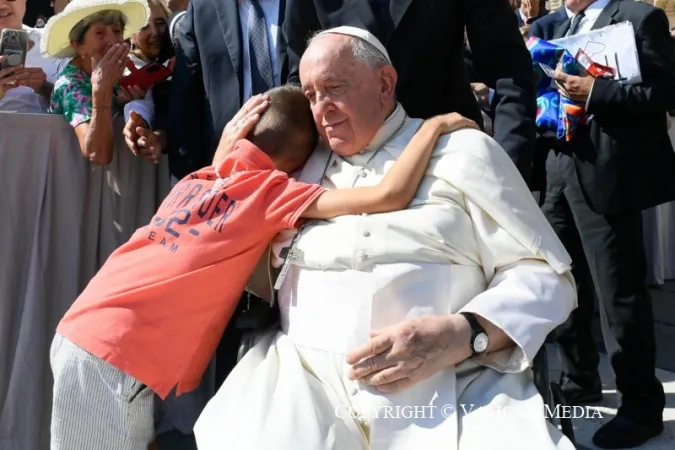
[146, 176, 237, 254]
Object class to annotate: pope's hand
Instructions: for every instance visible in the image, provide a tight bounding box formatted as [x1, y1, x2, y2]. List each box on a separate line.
[212, 94, 269, 166]
[346, 315, 472, 393]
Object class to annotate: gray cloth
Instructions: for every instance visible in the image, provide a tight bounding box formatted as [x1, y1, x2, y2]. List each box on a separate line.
[50, 333, 155, 450]
[0, 113, 169, 450]
[643, 202, 675, 285]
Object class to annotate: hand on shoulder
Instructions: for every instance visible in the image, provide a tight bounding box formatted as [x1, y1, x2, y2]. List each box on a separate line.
[424, 112, 480, 136]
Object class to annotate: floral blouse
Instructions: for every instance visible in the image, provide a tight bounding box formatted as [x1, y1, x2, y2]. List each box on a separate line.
[50, 63, 121, 128]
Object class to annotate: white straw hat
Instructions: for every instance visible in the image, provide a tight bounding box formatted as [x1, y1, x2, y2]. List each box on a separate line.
[41, 0, 151, 58]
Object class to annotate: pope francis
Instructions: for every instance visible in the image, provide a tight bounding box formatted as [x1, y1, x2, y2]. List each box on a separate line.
[194, 27, 578, 450]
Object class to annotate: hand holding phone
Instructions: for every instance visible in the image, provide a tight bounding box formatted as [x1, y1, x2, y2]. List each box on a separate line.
[0, 56, 24, 98]
[120, 61, 172, 92]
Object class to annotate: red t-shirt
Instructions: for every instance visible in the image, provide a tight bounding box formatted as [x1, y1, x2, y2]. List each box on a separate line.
[57, 140, 325, 399]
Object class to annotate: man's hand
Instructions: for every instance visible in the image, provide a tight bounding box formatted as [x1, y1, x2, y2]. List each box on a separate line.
[345, 315, 472, 394]
[17, 67, 47, 91]
[0, 56, 25, 98]
[124, 111, 162, 164]
[521, 0, 538, 19]
[213, 94, 269, 166]
[471, 82, 490, 107]
[136, 129, 164, 164]
[123, 110, 147, 154]
[519, 25, 531, 39]
[554, 68, 594, 102]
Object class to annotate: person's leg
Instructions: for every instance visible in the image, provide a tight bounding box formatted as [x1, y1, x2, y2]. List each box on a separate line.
[50, 333, 155, 450]
[541, 151, 601, 401]
[561, 164, 665, 447]
[564, 175, 664, 422]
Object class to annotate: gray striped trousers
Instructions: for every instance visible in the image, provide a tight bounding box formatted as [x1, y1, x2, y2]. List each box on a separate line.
[50, 333, 155, 449]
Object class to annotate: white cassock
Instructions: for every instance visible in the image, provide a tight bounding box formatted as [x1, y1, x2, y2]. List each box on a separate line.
[194, 104, 578, 450]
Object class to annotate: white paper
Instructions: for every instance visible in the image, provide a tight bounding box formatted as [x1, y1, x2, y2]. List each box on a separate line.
[285, 269, 373, 355]
[551, 21, 642, 85]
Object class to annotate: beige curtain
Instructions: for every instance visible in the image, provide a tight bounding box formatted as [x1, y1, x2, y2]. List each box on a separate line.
[0, 113, 170, 450]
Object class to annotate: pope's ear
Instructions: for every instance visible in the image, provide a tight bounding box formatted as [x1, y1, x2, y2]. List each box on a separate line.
[379, 65, 398, 102]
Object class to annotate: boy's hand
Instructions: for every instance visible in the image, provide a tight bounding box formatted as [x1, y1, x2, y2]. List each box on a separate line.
[428, 113, 480, 135]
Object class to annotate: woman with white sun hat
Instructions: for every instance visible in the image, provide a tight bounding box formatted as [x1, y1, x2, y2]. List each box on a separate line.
[42, 0, 151, 166]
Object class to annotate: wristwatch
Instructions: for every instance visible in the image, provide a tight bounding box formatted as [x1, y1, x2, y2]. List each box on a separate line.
[460, 312, 489, 357]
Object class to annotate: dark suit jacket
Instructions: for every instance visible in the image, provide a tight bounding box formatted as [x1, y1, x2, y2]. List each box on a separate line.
[168, 0, 286, 179]
[528, 7, 568, 39]
[282, 0, 537, 183]
[549, 0, 675, 214]
[515, 8, 548, 27]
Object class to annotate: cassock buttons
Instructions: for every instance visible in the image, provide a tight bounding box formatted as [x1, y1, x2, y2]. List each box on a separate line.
[363, 231, 371, 237]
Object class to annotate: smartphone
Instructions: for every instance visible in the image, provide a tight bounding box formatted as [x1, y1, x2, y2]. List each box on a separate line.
[120, 62, 172, 91]
[0, 28, 29, 71]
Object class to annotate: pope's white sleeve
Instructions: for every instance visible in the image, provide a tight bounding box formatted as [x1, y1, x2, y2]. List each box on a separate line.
[458, 201, 576, 373]
[430, 130, 577, 374]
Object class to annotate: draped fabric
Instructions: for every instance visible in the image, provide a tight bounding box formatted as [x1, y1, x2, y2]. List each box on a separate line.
[0, 114, 170, 450]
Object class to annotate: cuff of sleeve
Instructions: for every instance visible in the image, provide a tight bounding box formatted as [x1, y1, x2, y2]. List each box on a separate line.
[459, 308, 530, 374]
[124, 99, 153, 126]
[584, 79, 596, 112]
[457, 262, 576, 374]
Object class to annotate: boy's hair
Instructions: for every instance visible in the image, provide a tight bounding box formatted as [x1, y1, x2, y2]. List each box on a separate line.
[247, 85, 318, 168]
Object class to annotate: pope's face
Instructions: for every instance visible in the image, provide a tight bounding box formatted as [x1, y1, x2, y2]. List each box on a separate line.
[299, 34, 396, 157]
[0, 0, 25, 32]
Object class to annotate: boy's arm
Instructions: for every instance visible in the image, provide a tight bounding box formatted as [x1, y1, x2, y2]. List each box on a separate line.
[301, 115, 467, 219]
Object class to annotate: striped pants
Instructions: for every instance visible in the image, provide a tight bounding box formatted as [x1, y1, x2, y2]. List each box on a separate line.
[50, 333, 155, 450]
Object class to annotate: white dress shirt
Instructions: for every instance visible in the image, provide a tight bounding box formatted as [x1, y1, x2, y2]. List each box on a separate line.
[0, 26, 63, 113]
[564, 0, 612, 111]
[238, 0, 281, 101]
[572, 0, 612, 34]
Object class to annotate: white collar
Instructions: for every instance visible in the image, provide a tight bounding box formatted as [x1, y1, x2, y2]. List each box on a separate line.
[363, 103, 406, 153]
[576, 0, 612, 19]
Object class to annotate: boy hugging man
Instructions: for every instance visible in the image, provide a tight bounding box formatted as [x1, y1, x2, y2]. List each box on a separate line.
[49, 85, 473, 449]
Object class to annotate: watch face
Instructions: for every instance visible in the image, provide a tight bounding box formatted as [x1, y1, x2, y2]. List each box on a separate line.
[474, 333, 489, 353]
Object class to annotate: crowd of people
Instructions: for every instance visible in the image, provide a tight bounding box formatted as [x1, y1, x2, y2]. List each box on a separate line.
[2, 0, 675, 449]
